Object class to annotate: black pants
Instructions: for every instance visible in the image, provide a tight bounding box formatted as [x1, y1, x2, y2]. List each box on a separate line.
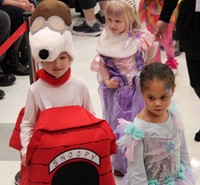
[78, 0, 97, 9]
[0, 5, 25, 65]
[78, 0, 106, 9]
[0, 5, 24, 36]
[185, 54, 200, 98]
[0, 10, 10, 62]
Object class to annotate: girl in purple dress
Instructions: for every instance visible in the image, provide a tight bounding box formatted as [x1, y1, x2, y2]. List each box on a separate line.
[91, 0, 158, 176]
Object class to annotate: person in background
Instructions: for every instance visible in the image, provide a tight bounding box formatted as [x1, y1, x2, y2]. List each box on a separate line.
[91, 0, 158, 176]
[0, 0, 36, 76]
[117, 62, 195, 185]
[138, 0, 179, 75]
[72, 0, 108, 37]
[173, 0, 183, 57]
[0, 10, 16, 99]
[0, 88, 5, 99]
[0, 0, 35, 99]
[74, 0, 84, 17]
[154, 0, 200, 142]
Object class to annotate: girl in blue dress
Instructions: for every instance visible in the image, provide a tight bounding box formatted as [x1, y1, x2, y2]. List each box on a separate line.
[117, 62, 195, 185]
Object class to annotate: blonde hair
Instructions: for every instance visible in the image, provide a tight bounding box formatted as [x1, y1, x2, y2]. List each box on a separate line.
[106, 0, 141, 32]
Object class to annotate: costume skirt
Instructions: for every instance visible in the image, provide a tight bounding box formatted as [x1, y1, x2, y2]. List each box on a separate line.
[98, 79, 144, 174]
[118, 169, 196, 185]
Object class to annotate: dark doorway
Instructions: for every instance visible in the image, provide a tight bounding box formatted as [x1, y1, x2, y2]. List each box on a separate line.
[52, 161, 99, 185]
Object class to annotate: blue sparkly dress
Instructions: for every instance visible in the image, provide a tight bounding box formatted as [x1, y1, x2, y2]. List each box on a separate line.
[116, 105, 196, 185]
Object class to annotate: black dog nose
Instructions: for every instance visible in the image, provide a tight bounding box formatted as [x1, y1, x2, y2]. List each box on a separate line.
[39, 49, 49, 60]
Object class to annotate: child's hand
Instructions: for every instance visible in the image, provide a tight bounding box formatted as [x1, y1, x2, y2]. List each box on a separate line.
[154, 20, 168, 41]
[21, 154, 27, 167]
[118, 118, 131, 125]
[104, 79, 119, 89]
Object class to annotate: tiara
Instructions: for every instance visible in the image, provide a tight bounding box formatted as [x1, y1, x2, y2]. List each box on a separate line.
[118, 0, 135, 9]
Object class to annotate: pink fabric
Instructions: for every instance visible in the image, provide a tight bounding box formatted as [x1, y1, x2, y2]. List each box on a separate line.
[91, 54, 102, 72]
[117, 118, 137, 162]
[125, 139, 136, 162]
[166, 59, 179, 69]
[146, 16, 175, 62]
[138, 32, 156, 51]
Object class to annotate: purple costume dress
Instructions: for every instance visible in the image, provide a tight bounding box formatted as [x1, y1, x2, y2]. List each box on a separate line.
[91, 28, 158, 174]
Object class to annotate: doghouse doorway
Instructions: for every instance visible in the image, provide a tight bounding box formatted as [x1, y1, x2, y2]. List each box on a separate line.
[52, 161, 99, 185]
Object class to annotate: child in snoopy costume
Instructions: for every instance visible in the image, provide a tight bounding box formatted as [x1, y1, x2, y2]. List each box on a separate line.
[9, 1, 116, 185]
[21, 0, 95, 164]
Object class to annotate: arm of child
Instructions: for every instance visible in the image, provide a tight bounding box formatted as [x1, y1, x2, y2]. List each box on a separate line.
[179, 129, 196, 184]
[180, 129, 191, 169]
[98, 58, 119, 89]
[21, 154, 27, 167]
[91, 54, 119, 89]
[127, 141, 148, 185]
[103, 78, 119, 89]
[20, 89, 38, 166]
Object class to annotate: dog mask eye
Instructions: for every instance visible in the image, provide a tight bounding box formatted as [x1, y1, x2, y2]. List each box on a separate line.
[31, 17, 45, 33]
[48, 16, 66, 33]
[31, 16, 67, 34]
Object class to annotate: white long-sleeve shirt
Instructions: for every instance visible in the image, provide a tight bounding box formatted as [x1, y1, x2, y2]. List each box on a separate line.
[20, 74, 95, 156]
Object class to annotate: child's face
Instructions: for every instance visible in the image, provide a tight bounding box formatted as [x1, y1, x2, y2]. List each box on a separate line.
[41, 52, 71, 78]
[142, 79, 173, 117]
[106, 14, 126, 35]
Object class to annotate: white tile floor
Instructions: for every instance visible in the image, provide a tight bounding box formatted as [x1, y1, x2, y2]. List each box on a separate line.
[0, 7, 200, 185]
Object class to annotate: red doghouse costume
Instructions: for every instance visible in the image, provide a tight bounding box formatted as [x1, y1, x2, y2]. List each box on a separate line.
[9, 1, 116, 184]
[10, 106, 116, 185]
